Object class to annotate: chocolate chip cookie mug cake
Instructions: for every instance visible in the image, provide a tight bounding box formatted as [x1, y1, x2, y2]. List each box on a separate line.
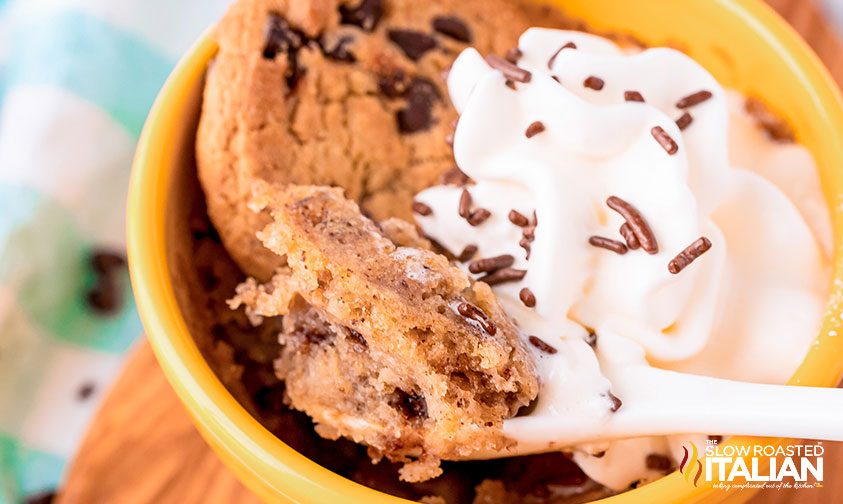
[127, 0, 843, 502]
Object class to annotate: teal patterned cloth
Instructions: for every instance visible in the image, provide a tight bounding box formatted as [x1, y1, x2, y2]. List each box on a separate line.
[0, 1, 228, 502]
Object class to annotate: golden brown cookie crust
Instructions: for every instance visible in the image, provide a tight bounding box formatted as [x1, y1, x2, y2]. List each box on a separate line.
[196, 0, 573, 279]
[229, 184, 539, 481]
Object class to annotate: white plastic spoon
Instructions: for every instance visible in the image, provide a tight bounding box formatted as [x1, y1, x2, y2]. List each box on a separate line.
[488, 365, 843, 458]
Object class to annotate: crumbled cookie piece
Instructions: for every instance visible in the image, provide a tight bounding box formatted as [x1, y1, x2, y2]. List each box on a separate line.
[197, 0, 573, 279]
[229, 184, 539, 481]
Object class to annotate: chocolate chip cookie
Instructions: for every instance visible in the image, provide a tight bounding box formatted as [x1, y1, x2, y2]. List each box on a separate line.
[196, 0, 572, 280]
[229, 183, 539, 481]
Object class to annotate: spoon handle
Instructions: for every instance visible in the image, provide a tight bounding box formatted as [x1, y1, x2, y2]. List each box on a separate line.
[501, 366, 843, 453]
[603, 366, 843, 440]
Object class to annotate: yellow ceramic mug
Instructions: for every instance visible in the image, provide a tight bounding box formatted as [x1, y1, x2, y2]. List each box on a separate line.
[128, 0, 843, 502]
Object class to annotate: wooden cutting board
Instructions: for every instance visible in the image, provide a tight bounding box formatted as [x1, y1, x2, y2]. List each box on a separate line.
[57, 1, 843, 503]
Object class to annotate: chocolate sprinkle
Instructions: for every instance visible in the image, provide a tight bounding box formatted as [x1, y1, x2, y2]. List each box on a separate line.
[459, 189, 473, 218]
[624, 90, 645, 103]
[651, 126, 679, 155]
[457, 244, 478, 262]
[646, 454, 673, 472]
[469, 254, 515, 274]
[506, 47, 523, 64]
[620, 223, 640, 250]
[676, 112, 693, 131]
[547, 41, 576, 69]
[676, 90, 713, 109]
[457, 302, 497, 335]
[485, 54, 532, 83]
[608, 392, 623, 412]
[340, 0, 383, 31]
[525, 121, 546, 138]
[522, 226, 535, 241]
[440, 166, 471, 186]
[479, 267, 527, 286]
[519, 287, 536, 307]
[606, 196, 659, 254]
[668, 237, 712, 274]
[388, 29, 437, 61]
[529, 336, 558, 354]
[412, 200, 432, 216]
[519, 238, 532, 259]
[432, 16, 472, 42]
[509, 210, 529, 227]
[467, 208, 491, 226]
[589, 236, 628, 255]
[585, 331, 598, 347]
[584, 76, 605, 91]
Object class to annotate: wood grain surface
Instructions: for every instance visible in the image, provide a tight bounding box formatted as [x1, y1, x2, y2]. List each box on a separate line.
[58, 1, 843, 503]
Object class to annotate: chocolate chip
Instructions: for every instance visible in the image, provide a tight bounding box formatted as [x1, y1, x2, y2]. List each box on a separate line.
[263, 13, 307, 89]
[90, 250, 125, 274]
[77, 382, 95, 401]
[263, 14, 303, 59]
[25, 491, 57, 504]
[378, 69, 410, 98]
[339, 0, 383, 31]
[396, 77, 441, 133]
[432, 16, 472, 43]
[304, 327, 333, 345]
[322, 35, 356, 63]
[388, 29, 437, 61]
[86, 278, 120, 315]
[345, 328, 368, 352]
[646, 453, 673, 472]
[389, 388, 428, 420]
[457, 301, 497, 335]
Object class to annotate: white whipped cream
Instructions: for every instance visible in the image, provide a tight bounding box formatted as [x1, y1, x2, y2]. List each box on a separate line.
[414, 29, 831, 490]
